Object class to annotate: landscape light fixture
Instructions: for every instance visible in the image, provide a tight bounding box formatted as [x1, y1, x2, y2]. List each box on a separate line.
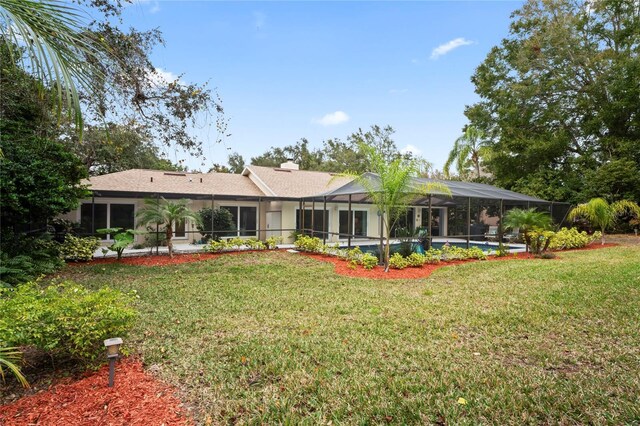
[104, 337, 123, 387]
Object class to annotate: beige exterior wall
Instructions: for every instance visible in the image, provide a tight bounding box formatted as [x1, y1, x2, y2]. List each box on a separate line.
[61, 197, 450, 246]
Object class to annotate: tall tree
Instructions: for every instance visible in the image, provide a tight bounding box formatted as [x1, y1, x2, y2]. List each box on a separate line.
[444, 126, 488, 180]
[227, 152, 246, 173]
[251, 138, 323, 170]
[70, 124, 184, 175]
[0, 44, 88, 231]
[466, 0, 640, 203]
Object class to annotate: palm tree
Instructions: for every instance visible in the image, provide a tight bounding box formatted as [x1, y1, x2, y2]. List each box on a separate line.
[444, 126, 488, 179]
[0, 344, 29, 388]
[136, 198, 201, 258]
[503, 208, 553, 253]
[0, 0, 105, 133]
[568, 198, 640, 244]
[351, 143, 451, 272]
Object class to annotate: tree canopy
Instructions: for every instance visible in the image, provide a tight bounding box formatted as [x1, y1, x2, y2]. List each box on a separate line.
[465, 0, 640, 204]
[249, 125, 431, 175]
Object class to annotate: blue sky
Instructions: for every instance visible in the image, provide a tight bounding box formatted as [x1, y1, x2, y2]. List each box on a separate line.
[118, 1, 522, 171]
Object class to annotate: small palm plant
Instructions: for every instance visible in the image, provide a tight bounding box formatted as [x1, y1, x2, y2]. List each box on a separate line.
[345, 143, 451, 272]
[569, 198, 640, 244]
[136, 198, 201, 258]
[503, 208, 553, 253]
[1, 343, 29, 388]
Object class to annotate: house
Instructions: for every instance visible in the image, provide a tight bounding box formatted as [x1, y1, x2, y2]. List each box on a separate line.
[59, 161, 568, 247]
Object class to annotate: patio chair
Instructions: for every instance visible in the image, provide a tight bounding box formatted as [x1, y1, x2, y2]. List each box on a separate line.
[484, 226, 499, 241]
[504, 227, 520, 243]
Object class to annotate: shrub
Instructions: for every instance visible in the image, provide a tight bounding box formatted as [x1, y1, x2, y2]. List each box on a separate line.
[548, 227, 600, 250]
[244, 238, 266, 250]
[467, 247, 487, 260]
[0, 233, 64, 287]
[346, 247, 363, 262]
[265, 236, 282, 250]
[527, 230, 556, 255]
[441, 246, 467, 261]
[0, 281, 137, 362]
[59, 235, 100, 262]
[294, 235, 323, 253]
[388, 253, 409, 269]
[96, 228, 136, 260]
[361, 253, 378, 270]
[207, 239, 228, 253]
[424, 248, 442, 264]
[407, 253, 426, 267]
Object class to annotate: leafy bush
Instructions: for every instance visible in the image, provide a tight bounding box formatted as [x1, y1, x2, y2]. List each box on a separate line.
[388, 253, 409, 269]
[96, 228, 136, 260]
[0, 281, 137, 362]
[527, 230, 556, 255]
[265, 236, 282, 249]
[441, 246, 467, 261]
[0, 234, 64, 288]
[59, 235, 100, 262]
[294, 235, 324, 253]
[207, 239, 228, 253]
[424, 248, 442, 264]
[548, 227, 600, 250]
[245, 238, 266, 250]
[361, 253, 378, 270]
[407, 253, 426, 267]
[196, 207, 236, 242]
[467, 247, 488, 260]
[346, 247, 363, 262]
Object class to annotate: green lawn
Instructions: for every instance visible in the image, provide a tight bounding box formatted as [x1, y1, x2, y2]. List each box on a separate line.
[63, 247, 640, 424]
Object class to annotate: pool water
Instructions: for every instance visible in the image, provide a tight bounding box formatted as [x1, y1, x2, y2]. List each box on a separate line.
[359, 241, 492, 255]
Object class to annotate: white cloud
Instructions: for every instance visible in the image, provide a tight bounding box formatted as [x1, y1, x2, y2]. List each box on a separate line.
[430, 37, 474, 59]
[401, 144, 422, 156]
[389, 88, 408, 95]
[148, 68, 181, 87]
[314, 111, 350, 126]
[150, 1, 160, 14]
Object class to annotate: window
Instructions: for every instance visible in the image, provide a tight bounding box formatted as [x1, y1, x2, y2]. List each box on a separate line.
[339, 210, 368, 237]
[296, 209, 329, 233]
[421, 208, 441, 237]
[174, 219, 186, 238]
[391, 208, 414, 237]
[80, 203, 135, 239]
[110, 204, 135, 230]
[80, 204, 107, 238]
[221, 206, 257, 236]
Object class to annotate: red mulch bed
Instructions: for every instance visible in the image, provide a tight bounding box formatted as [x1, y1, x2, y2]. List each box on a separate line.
[0, 359, 191, 426]
[69, 252, 226, 267]
[300, 243, 618, 280]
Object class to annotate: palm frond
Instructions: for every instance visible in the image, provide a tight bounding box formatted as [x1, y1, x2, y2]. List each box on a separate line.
[0, 0, 106, 137]
[0, 345, 29, 388]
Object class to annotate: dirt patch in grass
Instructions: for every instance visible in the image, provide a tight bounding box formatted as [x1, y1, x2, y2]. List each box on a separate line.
[0, 359, 191, 426]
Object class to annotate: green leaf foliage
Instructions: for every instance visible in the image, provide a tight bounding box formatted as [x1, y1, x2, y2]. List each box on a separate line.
[59, 235, 100, 262]
[0, 281, 137, 362]
[466, 0, 640, 203]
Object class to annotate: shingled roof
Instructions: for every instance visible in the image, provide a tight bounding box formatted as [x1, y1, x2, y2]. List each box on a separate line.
[244, 165, 353, 198]
[84, 169, 265, 197]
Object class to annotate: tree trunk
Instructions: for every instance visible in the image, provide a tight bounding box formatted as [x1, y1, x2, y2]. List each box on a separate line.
[166, 225, 173, 258]
[384, 222, 391, 272]
[601, 227, 606, 245]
